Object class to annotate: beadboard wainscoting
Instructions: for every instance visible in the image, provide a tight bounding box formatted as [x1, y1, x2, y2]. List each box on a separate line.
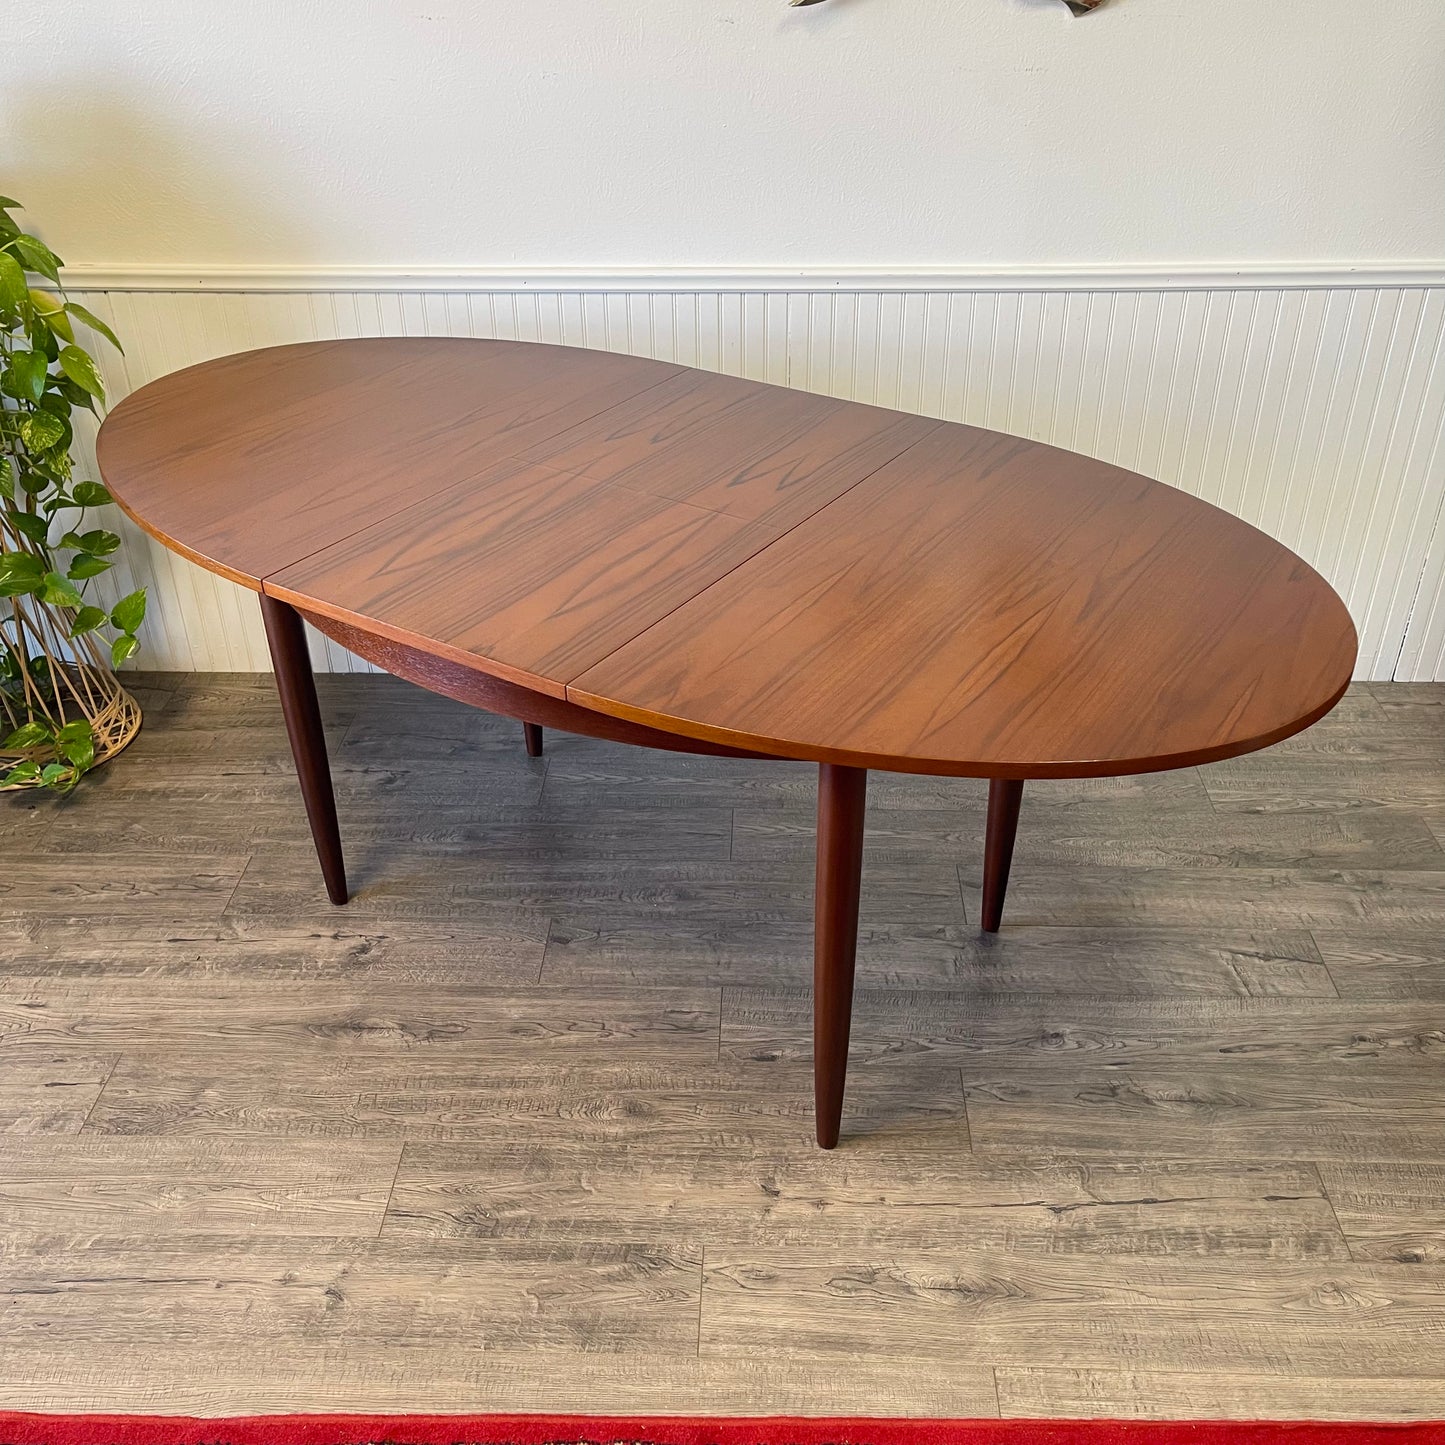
[60, 268, 1445, 681]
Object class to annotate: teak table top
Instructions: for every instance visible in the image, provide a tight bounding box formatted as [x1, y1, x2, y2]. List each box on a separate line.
[98, 337, 1357, 778]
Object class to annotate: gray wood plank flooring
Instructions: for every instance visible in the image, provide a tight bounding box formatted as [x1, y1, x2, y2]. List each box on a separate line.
[1, 672, 1442, 1419]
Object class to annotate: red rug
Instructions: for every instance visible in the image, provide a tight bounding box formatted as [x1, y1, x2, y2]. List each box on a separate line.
[0, 1415, 1441, 1445]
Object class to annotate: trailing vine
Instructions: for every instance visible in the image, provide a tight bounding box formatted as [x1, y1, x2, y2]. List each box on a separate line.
[1, 194, 143, 793]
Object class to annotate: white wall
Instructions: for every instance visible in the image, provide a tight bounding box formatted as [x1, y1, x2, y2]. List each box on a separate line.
[5, 1, 1443, 270]
[6, 4, 1445, 677]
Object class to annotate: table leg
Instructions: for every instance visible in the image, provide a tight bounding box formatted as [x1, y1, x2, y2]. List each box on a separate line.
[259, 593, 349, 906]
[981, 778, 1024, 933]
[523, 722, 544, 757]
[814, 762, 867, 1149]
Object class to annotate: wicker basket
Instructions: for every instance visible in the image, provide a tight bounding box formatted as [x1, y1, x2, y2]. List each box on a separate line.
[1, 520, 143, 790]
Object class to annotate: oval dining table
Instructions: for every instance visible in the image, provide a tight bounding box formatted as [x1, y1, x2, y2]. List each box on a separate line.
[96, 337, 1358, 1148]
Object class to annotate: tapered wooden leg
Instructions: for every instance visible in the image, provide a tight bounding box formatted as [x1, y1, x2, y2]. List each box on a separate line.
[260, 593, 348, 906]
[981, 777, 1024, 933]
[523, 722, 544, 757]
[814, 763, 867, 1149]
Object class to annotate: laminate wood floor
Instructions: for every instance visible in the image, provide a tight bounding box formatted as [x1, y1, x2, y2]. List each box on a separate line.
[2, 673, 1443, 1422]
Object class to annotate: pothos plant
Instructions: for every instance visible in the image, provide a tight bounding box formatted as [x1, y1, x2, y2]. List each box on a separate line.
[1, 195, 145, 793]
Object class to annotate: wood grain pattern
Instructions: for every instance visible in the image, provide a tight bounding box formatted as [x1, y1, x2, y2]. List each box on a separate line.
[720, 992, 1445, 1073]
[0, 1348, 998, 1417]
[220, 849, 967, 930]
[1314, 1162, 1445, 1264]
[78, 1057, 972, 1147]
[0, 854, 249, 919]
[1314, 930, 1445, 999]
[97, 337, 1356, 777]
[731, 798, 1445, 875]
[971, 865, 1445, 931]
[293, 609, 777, 761]
[0, 1053, 117, 1136]
[0, 1236, 702, 1353]
[996, 1369, 1445, 1422]
[0, 981, 719, 1066]
[572, 422, 1357, 775]
[959, 1069, 1445, 1162]
[267, 460, 782, 697]
[3, 913, 550, 986]
[3, 674, 1445, 1418]
[0, 1137, 401, 1236]
[540, 922, 1336, 995]
[385, 1144, 1347, 1259]
[96, 339, 682, 586]
[698, 1248, 1445, 1374]
[521, 366, 939, 526]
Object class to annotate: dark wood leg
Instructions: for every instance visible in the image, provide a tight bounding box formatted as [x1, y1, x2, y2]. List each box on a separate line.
[259, 592, 348, 906]
[523, 722, 544, 757]
[814, 763, 867, 1150]
[981, 777, 1024, 933]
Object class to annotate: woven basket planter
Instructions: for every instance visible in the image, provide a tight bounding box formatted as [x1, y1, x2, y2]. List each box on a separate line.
[0, 516, 142, 790]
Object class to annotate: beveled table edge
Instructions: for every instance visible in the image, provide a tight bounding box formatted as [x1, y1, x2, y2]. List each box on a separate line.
[564, 667, 1356, 780]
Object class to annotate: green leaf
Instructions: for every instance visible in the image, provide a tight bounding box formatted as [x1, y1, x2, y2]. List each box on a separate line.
[10, 511, 49, 544]
[2, 760, 40, 786]
[39, 761, 73, 788]
[75, 529, 121, 556]
[110, 588, 146, 634]
[65, 302, 123, 353]
[57, 345, 104, 402]
[56, 376, 95, 412]
[69, 604, 107, 636]
[55, 719, 95, 771]
[39, 570, 85, 608]
[3, 720, 52, 749]
[32, 324, 59, 363]
[19, 410, 66, 452]
[12, 233, 62, 284]
[59, 738, 94, 771]
[67, 554, 112, 580]
[111, 633, 140, 669]
[4, 349, 49, 403]
[0, 551, 45, 596]
[0, 251, 25, 310]
[33, 410, 71, 455]
[0, 196, 22, 209]
[28, 288, 74, 342]
[71, 481, 112, 507]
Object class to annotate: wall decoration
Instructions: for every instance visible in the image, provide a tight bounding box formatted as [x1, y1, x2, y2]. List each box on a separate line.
[791, 0, 1107, 9]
